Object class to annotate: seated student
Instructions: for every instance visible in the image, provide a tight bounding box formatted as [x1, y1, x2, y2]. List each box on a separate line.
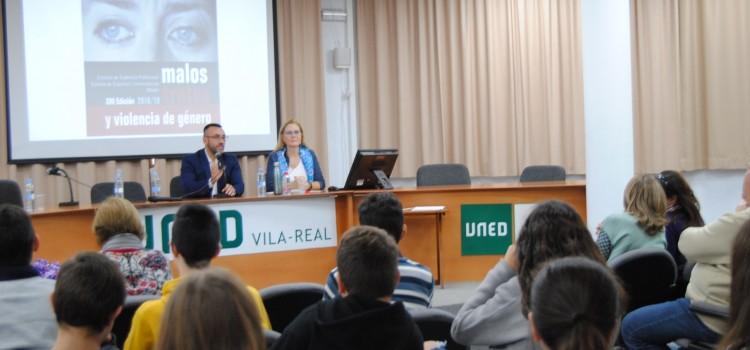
[158, 268, 265, 350]
[718, 219, 750, 350]
[324, 192, 434, 308]
[272, 226, 424, 350]
[657, 170, 705, 294]
[596, 174, 668, 262]
[524, 257, 623, 350]
[0, 204, 58, 349]
[181, 123, 244, 198]
[124, 204, 270, 350]
[621, 168, 750, 348]
[93, 197, 171, 295]
[51, 252, 126, 350]
[451, 200, 606, 349]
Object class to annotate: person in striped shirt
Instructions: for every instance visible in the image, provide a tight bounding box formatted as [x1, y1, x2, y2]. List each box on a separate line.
[323, 192, 434, 308]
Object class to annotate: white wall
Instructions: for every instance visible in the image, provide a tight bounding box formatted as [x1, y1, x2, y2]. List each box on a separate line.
[581, 0, 635, 231]
[320, 0, 358, 188]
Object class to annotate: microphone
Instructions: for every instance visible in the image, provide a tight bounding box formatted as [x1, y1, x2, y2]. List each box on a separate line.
[46, 166, 79, 207]
[215, 151, 225, 170]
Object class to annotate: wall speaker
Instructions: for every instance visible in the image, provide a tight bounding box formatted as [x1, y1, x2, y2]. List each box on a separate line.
[333, 47, 351, 70]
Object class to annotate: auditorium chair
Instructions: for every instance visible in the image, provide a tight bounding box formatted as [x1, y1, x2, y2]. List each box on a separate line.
[111, 294, 159, 348]
[0, 180, 23, 207]
[264, 329, 281, 348]
[260, 282, 325, 333]
[674, 301, 729, 350]
[169, 176, 185, 197]
[609, 248, 677, 313]
[519, 165, 566, 182]
[90, 182, 147, 204]
[416, 164, 471, 187]
[409, 308, 467, 350]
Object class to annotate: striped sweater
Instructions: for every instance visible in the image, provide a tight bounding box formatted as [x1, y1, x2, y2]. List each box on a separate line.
[323, 256, 434, 309]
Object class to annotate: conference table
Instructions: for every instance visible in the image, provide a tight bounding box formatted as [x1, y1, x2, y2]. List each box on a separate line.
[30, 180, 586, 289]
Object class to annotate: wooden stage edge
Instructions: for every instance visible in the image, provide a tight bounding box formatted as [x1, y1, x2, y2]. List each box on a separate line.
[30, 181, 586, 289]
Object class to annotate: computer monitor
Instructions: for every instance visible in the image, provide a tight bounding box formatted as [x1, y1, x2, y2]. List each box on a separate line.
[343, 149, 399, 190]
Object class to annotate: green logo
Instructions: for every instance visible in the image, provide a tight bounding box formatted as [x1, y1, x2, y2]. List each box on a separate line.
[461, 204, 513, 255]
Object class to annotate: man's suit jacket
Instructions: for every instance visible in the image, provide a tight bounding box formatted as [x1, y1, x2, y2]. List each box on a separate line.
[180, 149, 244, 198]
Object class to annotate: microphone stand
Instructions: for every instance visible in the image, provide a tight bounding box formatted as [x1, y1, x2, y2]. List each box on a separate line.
[50, 168, 79, 207]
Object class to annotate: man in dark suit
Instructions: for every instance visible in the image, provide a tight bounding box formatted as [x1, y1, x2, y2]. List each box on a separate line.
[180, 123, 244, 198]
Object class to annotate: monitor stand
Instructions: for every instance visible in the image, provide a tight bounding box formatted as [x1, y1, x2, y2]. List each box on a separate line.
[373, 169, 394, 190]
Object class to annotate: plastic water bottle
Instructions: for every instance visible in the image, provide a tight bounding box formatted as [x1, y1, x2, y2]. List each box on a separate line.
[257, 167, 266, 197]
[149, 167, 161, 196]
[283, 172, 292, 195]
[113, 168, 125, 198]
[23, 177, 35, 213]
[273, 162, 282, 195]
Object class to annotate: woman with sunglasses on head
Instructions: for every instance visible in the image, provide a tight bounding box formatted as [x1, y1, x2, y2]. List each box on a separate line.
[265, 120, 325, 193]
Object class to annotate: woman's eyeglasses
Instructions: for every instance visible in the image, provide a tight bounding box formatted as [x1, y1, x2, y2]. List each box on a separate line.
[284, 130, 301, 136]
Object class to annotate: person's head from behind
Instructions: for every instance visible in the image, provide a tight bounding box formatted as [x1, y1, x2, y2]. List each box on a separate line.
[528, 257, 622, 350]
[171, 203, 220, 269]
[0, 204, 37, 267]
[203, 123, 225, 156]
[52, 252, 125, 341]
[82, 0, 218, 62]
[336, 226, 399, 300]
[92, 197, 145, 246]
[275, 119, 305, 151]
[358, 192, 405, 243]
[657, 170, 704, 226]
[158, 268, 265, 350]
[623, 174, 667, 235]
[718, 220, 750, 350]
[516, 201, 606, 312]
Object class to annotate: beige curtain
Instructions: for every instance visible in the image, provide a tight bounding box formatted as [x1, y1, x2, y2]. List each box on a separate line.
[0, 0, 326, 208]
[357, 0, 585, 177]
[632, 0, 750, 172]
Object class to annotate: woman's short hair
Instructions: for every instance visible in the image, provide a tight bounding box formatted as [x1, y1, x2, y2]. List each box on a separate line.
[92, 197, 145, 245]
[623, 174, 667, 235]
[516, 200, 607, 314]
[274, 119, 305, 151]
[529, 257, 622, 350]
[158, 268, 265, 350]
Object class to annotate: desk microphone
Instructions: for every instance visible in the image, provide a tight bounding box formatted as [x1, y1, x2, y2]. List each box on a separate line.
[46, 166, 79, 207]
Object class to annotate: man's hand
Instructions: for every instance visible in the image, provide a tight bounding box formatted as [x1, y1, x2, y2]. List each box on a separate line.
[504, 244, 520, 272]
[222, 184, 237, 197]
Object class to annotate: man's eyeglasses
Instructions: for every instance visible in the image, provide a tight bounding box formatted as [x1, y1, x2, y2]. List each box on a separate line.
[284, 130, 301, 136]
[205, 135, 227, 140]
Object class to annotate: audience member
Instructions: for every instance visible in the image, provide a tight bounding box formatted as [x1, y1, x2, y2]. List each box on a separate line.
[125, 203, 270, 350]
[324, 192, 434, 308]
[657, 170, 704, 288]
[718, 219, 750, 350]
[525, 257, 623, 350]
[0, 204, 57, 349]
[272, 226, 423, 350]
[621, 169, 750, 348]
[51, 252, 126, 350]
[158, 268, 266, 350]
[451, 200, 606, 349]
[94, 197, 171, 295]
[596, 174, 667, 262]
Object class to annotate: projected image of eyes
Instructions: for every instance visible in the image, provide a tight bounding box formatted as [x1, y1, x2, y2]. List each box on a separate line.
[95, 21, 135, 44]
[82, 0, 218, 62]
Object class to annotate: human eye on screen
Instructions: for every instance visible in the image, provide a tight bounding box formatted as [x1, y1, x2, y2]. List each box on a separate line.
[94, 20, 135, 44]
[167, 26, 204, 47]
